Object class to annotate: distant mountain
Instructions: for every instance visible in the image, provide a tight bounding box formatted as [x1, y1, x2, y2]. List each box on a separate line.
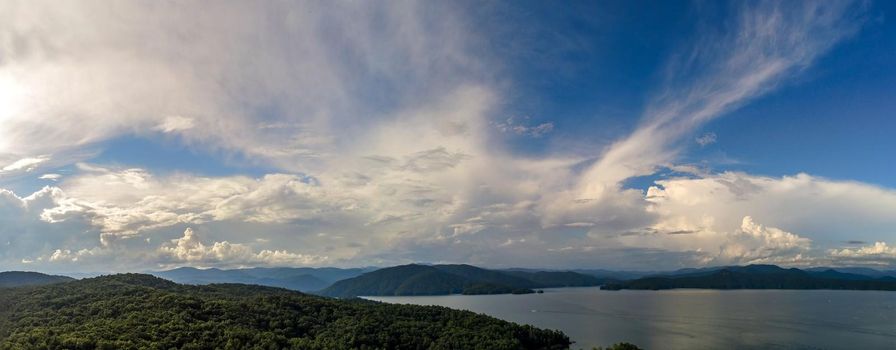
[603, 265, 896, 291]
[805, 267, 896, 279]
[571, 269, 655, 281]
[153, 266, 373, 292]
[0, 274, 570, 349]
[573, 266, 736, 281]
[320, 264, 604, 297]
[0, 271, 75, 288]
[504, 270, 617, 286]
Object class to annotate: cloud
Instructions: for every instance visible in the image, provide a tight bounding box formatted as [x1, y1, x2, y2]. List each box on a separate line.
[719, 216, 811, 264]
[47, 247, 103, 263]
[494, 117, 555, 137]
[578, 1, 864, 196]
[1, 155, 49, 172]
[829, 242, 896, 266]
[0, 1, 887, 271]
[0, 186, 96, 268]
[696, 132, 717, 146]
[38, 173, 62, 181]
[40, 166, 352, 244]
[0, 1, 487, 172]
[157, 228, 327, 268]
[645, 172, 896, 244]
[153, 116, 195, 133]
[6, 167, 896, 270]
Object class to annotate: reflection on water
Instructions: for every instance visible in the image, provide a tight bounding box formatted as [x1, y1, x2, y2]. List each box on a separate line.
[367, 287, 896, 350]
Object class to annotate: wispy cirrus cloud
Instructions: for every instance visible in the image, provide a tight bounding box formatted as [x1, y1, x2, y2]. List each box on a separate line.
[579, 1, 865, 196]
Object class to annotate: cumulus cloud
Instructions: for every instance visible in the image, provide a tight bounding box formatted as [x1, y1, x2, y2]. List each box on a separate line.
[6, 167, 896, 270]
[829, 242, 896, 266]
[157, 228, 327, 268]
[47, 247, 102, 263]
[721, 216, 811, 263]
[39, 166, 353, 244]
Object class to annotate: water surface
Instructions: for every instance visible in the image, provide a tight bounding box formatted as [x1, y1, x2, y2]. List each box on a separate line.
[367, 287, 896, 349]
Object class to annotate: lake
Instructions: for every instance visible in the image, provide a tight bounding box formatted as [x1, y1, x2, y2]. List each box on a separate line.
[366, 287, 896, 349]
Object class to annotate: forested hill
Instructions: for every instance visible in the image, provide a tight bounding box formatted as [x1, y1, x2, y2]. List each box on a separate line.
[0, 274, 571, 350]
[0, 271, 74, 288]
[320, 264, 604, 298]
[603, 265, 896, 291]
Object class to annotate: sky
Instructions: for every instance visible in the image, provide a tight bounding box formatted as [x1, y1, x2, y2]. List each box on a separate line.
[1, 0, 895, 272]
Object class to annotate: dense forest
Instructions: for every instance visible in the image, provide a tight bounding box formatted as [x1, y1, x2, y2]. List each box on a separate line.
[603, 265, 896, 291]
[321, 264, 603, 298]
[0, 274, 571, 350]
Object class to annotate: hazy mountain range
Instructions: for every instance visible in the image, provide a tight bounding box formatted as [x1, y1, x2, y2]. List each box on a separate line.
[4, 264, 896, 296]
[151, 266, 376, 292]
[603, 265, 896, 291]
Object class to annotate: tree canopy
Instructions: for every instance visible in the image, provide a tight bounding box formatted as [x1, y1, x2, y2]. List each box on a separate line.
[0, 274, 570, 350]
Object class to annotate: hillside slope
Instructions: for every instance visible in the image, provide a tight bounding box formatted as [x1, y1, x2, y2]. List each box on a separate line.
[0, 274, 570, 350]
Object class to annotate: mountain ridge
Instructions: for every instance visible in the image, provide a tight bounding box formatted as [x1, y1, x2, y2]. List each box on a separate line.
[320, 264, 604, 297]
[603, 264, 896, 291]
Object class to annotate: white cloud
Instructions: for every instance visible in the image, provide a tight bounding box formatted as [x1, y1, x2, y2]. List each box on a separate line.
[719, 216, 811, 264]
[696, 132, 717, 146]
[47, 247, 102, 263]
[153, 116, 195, 133]
[494, 117, 554, 138]
[6, 166, 896, 270]
[578, 1, 863, 197]
[831, 242, 896, 257]
[40, 167, 352, 244]
[0, 1, 886, 271]
[829, 242, 896, 266]
[0, 1, 487, 172]
[39, 173, 62, 181]
[1, 155, 49, 172]
[157, 228, 327, 268]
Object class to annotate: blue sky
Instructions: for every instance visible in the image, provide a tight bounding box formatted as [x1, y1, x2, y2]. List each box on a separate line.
[1, 1, 895, 272]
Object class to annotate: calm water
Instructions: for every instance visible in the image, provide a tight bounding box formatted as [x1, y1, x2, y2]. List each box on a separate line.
[367, 287, 896, 350]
